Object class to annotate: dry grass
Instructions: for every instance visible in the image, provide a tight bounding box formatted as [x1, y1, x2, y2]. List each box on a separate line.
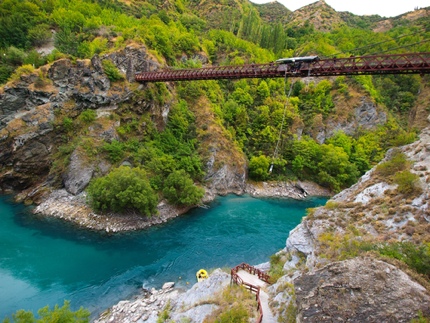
[202, 285, 258, 323]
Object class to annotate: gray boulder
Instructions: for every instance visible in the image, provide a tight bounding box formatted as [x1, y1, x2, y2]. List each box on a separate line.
[63, 148, 94, 195]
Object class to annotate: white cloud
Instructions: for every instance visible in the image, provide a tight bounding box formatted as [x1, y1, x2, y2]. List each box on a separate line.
[250, 0, 430, 17]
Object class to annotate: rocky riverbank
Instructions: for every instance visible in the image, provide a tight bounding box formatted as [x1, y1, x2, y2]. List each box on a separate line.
[32, 179, 331, 233]
[245, 180, 331, 199]
[33, 189, 194, 233]
[95, 269, 230, 323]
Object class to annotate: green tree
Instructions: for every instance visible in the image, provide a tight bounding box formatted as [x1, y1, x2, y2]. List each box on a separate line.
[162, 170, 204, 206]
[87, 166, 158, 216]
[249, 155, 270, 180]
[256, 80, 270, 104]
[28, 24, 52, 47]
[3, 300, 89, 323]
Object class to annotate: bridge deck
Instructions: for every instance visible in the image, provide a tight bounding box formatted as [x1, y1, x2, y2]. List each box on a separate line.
[135, 52, 430, 82]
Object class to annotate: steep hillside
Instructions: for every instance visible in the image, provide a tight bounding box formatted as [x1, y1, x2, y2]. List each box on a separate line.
[338, 11, 383, 30]
[252, 1, 291, 23]
[286, 0, 344, 32]
[373, 7, 430, 32]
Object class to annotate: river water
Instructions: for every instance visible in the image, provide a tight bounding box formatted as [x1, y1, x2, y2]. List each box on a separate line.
[0, 194, 327, 319]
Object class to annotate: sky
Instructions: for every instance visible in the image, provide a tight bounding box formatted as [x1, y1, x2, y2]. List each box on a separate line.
[249, 0, 430, 17]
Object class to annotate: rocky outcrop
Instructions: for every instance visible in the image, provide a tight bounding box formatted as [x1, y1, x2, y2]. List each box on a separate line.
[204, 162, 246, 200]
[96, 269, 230, 323]
[295, 257, 430, 322]
[95, 284, 181, 323]
[315, 98, 387, 143]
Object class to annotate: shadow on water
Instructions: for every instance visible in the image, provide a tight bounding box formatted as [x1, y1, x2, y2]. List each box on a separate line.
[0, 194, 327, 318]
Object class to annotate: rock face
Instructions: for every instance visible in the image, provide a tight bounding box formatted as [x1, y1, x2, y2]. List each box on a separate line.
[63, 148, 95, 195]
[245, 180, 331, 199]
[204, 162, 247, 199]
[0, 45, 154, 195]
[294, 257, 430, 322]
[315, 98, 387, 143]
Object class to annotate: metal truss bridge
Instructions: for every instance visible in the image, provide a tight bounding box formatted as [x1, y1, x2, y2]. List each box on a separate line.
[135, 52, 430, 82]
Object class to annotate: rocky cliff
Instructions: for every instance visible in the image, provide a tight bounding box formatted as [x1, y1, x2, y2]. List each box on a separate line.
[0, 45, 150, 194]
[269, 124, 430, 322]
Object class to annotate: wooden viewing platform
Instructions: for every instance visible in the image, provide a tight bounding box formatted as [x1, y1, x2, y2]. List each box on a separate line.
[231, 263, 276, 323]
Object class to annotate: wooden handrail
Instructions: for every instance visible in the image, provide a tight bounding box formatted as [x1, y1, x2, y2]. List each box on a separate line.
[231, 263, 271, 323]
[232, 262, 271, 284]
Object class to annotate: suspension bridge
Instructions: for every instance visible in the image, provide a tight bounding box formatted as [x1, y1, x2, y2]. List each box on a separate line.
[135, 52, 430, 82]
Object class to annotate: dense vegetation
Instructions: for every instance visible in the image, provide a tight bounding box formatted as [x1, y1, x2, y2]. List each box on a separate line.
[1, 0, 429, 205]
[2, 301, 90, 323]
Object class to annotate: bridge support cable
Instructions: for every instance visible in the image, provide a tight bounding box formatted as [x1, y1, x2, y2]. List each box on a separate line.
[135, 52, 430, 83]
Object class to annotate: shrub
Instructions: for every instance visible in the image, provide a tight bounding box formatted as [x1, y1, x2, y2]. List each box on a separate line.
[324, 200, 339, 210]
[34, 71, 50, 89]
[393, 170, 422, 195]
[204, 285, 255, 323]
[248, 155, 270, 181]
[9, 64, 35, 81]
[78, 110, 97, 124]
[62, 117, 74, 132]
[268, 253, 287, 283]
[411, 311, 430, 323]
[156, 301, 171, 323]
[87, 166, 158, 216]
[375, 149, 409, 177]
[162, 170, 204, 206]
[214, 304, 249, 323]
[378, 242, 430, 279]
[3, 300, 90, 323]
[28, 24, 52, 47]
[103, 140, 125, 163]
[102, 59, 124, 82]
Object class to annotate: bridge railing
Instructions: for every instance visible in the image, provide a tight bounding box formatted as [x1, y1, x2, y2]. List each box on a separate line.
[231, 263, 271, 323]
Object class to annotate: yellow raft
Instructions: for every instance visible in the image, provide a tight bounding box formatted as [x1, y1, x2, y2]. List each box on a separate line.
[196, 269, 208, 282]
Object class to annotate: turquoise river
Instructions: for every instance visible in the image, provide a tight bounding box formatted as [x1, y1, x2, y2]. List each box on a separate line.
[0, 194, 327, 319]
